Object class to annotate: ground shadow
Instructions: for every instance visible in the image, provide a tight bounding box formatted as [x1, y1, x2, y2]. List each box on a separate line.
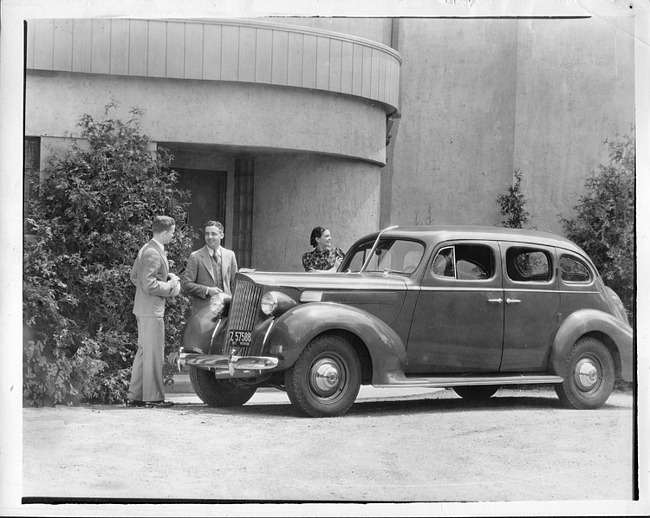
[165, 389, 628, 419]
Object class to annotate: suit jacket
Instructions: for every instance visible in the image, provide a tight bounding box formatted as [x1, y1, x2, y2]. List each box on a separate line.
[182, 245, 238, 312]
[131, 239, 175, 317]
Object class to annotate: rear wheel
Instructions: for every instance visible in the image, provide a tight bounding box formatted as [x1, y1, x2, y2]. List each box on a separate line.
[453, 385, 499, 401]
[285, 335, 361, 418]
[555, 337, 615, 409]
[189, 367, 257, 407]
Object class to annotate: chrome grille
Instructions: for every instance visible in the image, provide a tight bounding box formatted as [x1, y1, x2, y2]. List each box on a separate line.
[225, 280, 263, 355]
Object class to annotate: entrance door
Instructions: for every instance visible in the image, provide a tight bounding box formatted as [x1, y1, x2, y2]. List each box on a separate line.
[175, 168, 227, 251]
[406, 241, 504, 374]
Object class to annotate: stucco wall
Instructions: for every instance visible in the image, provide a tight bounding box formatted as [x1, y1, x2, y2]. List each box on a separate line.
[390, 18, 519, 228]
[252, 154, 380, 272]
[388, 16, 635, 233]
[25, 71, 388, 165]
[513, 16, 635, 232]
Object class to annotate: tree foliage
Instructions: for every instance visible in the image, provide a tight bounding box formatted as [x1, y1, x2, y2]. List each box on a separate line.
[24, 103, 196, 406]
[496, 169, 531, 229]
[561, 130, 635, 316]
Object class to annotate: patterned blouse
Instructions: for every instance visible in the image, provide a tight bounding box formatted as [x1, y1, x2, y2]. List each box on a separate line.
[302, 247, 345, 272]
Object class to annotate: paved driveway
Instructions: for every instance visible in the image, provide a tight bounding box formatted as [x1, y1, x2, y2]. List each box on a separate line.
[20, 385, 637, 515]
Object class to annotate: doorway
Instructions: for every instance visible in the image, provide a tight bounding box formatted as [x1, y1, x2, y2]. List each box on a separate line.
[175, 168, 227, 251]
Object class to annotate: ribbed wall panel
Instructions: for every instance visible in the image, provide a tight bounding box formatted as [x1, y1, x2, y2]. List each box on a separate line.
[27, 18, 401, 112]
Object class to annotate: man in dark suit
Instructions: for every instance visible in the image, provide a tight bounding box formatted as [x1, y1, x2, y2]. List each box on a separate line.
[182, 220, 238, 314]
[127, 215, 180, 408]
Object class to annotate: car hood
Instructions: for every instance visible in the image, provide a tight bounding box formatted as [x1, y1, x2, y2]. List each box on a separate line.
[239, 270, 409, 291]
[237, 271, 410, 326]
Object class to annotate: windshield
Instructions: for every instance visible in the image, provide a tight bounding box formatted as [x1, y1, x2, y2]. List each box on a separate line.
[343, 238, 425, 274]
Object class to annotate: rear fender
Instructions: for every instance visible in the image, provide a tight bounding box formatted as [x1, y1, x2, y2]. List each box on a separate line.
[267, 302, 407, 384]
[550, 309, 634, 381]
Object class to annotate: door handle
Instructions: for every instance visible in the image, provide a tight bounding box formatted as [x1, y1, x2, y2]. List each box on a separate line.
[506, 298, 521, 304]
[487, 298, 503, 304]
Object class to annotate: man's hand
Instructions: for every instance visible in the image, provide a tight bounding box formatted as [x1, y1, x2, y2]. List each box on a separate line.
[207, 286, 222, 296]
[168, 273, 180, 288]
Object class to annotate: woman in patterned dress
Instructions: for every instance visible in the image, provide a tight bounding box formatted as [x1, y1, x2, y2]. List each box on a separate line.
[302, 227, 345, 272]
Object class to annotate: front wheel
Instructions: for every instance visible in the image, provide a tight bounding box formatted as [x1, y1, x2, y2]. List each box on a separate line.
[554, 337, 615, 409]
[453, 385, 499, 401]
[285, 335, 361, 418]
[189, 367, 257, 407]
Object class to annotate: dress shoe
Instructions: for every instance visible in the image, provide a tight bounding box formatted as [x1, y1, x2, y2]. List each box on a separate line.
[126, 399, 146, 407]
[145, 400, 174, 408]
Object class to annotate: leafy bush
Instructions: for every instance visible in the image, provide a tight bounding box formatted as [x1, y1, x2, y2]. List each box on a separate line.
[496, 169, 531, 229]
[24, 103, 196, 406]
[561, 130, 635, 317]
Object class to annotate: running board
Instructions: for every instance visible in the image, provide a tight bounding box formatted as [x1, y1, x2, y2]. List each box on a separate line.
[374, 374, 564, 389]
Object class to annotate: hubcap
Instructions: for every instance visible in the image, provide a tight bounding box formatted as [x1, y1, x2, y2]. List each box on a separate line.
[310, 356, 346, 399]
[574, 357, 600, 391]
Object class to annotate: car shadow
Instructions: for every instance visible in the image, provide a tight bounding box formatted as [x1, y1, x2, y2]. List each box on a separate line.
[168, 390, 627, 419]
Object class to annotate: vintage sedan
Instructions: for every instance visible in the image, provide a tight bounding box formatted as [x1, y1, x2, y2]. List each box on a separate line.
[170, 226, 633, 417]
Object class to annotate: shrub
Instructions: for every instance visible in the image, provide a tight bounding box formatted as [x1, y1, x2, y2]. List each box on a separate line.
[23, 103, 196, 406]
[561, 130, 635, 317]
[496, 169, 531, 229]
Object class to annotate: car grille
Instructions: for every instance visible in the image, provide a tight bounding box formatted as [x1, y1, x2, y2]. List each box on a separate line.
[224, 279, 263, 355]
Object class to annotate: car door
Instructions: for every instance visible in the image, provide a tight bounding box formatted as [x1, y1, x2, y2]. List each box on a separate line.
[499, 242, 560, 372]
[406, 241, 504, 374]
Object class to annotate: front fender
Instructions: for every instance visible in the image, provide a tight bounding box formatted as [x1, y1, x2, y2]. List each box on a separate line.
[180, 305, 225, 355]
[267, 302, 407, 384]
[549, 309, 634, 381]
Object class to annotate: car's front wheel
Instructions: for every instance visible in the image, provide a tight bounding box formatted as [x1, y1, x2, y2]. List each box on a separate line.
[453, 385, 500, 401]
[285, 335, 361, 418]
[189, 367, 257, 407]
[554, 337, 615, 409]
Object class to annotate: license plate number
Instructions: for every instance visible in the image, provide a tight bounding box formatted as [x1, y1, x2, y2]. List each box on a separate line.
[229, 330, 252, 346]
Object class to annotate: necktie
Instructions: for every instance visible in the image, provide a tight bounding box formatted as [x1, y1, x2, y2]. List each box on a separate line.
[212, 252, 224, 290]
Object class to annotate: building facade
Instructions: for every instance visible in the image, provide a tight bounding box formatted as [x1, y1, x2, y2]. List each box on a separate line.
[24, 15, 635, 272]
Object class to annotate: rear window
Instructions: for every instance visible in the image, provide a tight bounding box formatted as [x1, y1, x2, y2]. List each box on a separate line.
[560, 255, 592, 283]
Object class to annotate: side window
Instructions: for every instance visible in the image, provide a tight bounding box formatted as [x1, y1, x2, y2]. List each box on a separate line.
[346, 242, 372, 272]
[560, 255, 592, 283]
[432, 244, 494, 280]
[432, 247, 454, 277]
[344, 239, 424, 274]
[506, 248, 552, 282]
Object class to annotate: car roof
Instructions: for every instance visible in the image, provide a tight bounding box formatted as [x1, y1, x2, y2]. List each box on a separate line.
[359, 225, 587, 255]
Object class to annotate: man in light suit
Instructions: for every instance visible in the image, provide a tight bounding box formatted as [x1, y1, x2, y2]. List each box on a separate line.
[182, 220, 238, 314]
[127, 215, 180, 408]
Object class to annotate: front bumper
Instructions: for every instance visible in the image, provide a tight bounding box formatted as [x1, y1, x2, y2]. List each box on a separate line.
[168, 349, 279, 377]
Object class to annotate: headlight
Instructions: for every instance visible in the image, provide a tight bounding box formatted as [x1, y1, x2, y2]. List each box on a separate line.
[210, 292, 232, 316]
[261, 291, 297, 316]
[261, 292, 278, 315]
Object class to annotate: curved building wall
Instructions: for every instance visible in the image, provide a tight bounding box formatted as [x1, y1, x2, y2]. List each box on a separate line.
[253, 154, 380, 272]
[26, 71, 388, 165]
[25, 18, 399, 271]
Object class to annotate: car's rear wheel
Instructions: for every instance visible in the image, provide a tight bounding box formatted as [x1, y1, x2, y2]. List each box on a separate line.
[453, 385, 499, 401]
[189, 367, 257, 407]
[285, 335, 361, 418]
[554, 337, 615, 409]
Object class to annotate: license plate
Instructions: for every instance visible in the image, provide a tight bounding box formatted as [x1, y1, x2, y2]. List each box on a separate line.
[229, 329, 252, 347]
